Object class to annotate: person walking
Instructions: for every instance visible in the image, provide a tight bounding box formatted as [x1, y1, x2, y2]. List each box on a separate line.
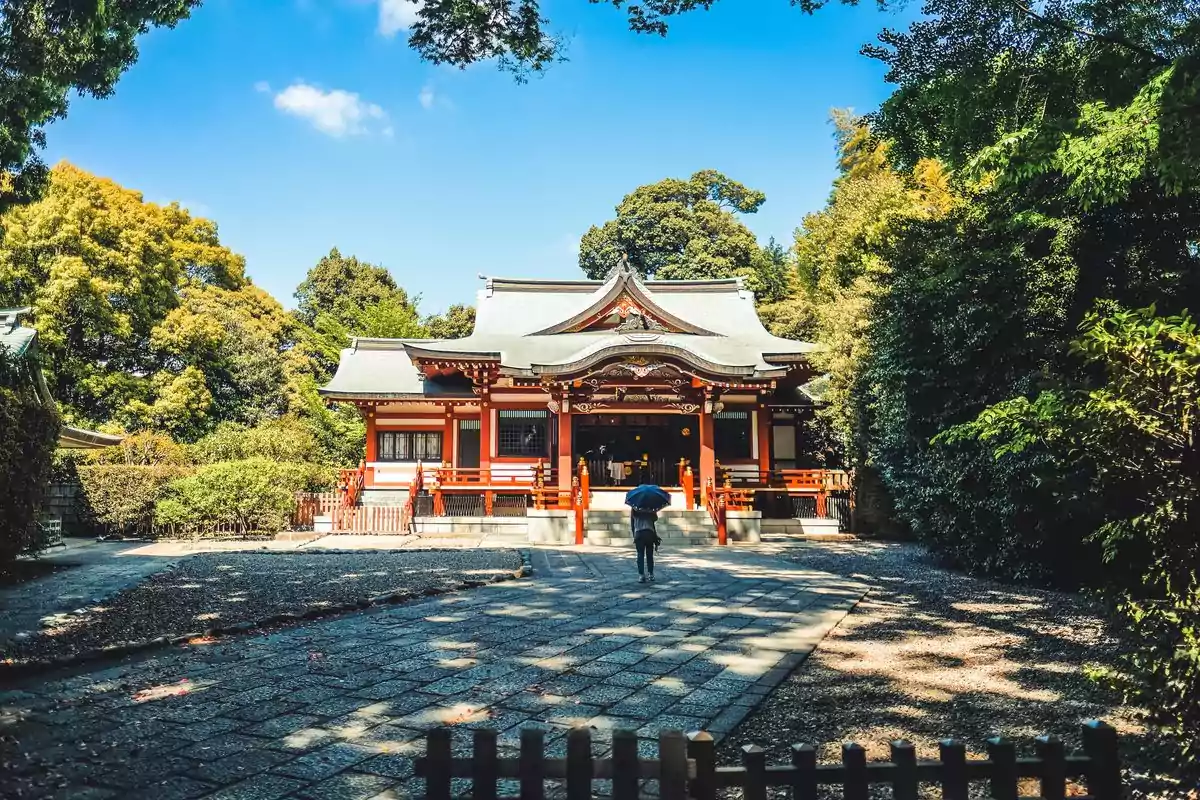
[631, 506, 659, 582]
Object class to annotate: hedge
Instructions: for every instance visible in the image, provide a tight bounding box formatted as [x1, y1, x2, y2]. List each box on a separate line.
[0, 349, 60, 562]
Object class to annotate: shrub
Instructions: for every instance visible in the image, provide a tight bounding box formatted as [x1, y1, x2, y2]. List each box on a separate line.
[155, 458, 333, 536]
[89, 431, 188, 466]
[75, 464, 190, 536]
[0, 349, 60, 562]
[189, 418, 320, 464]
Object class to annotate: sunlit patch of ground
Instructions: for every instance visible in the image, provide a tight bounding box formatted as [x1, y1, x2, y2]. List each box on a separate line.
[717, 541, 1182, 799]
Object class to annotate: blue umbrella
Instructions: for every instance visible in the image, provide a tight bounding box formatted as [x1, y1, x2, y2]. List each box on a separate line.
[625, 484, 671, 512]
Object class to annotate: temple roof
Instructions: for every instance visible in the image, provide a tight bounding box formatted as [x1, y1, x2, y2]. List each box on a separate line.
[1, 307, 125, 450]
[320, 264, 817, 400]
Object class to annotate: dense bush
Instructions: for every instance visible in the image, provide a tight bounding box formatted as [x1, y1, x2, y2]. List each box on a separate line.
[88, 431, 189, 466]
[75, 464, 190, 536]
[189, 417, 321, 464]
[155, 458, 332, 535]
[943, 306, 1200, 767]
[0, 349, 60, 562]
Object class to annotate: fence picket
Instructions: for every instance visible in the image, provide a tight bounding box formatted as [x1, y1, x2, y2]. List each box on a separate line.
[473, 728, 498, 800]
[938, 739, 968, 800]
[411, 723, 1126, 799]
[660, 730, 688, 800]
[742, 744, 767, 800]
[842, 742, 868, 800]
[425, 728, 452, 800]
[890, 740, 917, 800]
[987, 737, 1018, 800]
[1081, 721, 1121, 800]
[612, 729, 640, 800]
[566, 727, 592, 800]
[687, 731, 716, 800]
[519, 727, 545, 800]
[1036, 735, 1065, 800]
[790, 743, 816, 800]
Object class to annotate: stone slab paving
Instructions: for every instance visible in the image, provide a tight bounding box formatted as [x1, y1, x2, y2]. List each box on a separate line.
[0, 545, 865, 799]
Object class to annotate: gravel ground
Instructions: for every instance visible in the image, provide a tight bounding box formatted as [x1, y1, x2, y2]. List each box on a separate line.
[0, 549, 522, 666]
[717, 540, 1190, 800]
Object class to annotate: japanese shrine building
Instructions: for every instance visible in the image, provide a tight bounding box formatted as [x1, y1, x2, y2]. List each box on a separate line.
[319, 262, 821, 504]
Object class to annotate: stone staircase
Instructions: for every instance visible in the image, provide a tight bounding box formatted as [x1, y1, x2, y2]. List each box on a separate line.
[581, 509, 717, 546]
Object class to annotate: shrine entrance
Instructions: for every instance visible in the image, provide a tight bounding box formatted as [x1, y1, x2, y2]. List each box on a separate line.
[574, 413, 700, 487]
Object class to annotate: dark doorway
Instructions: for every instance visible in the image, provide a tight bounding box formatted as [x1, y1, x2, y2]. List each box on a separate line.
[457, 419, 480, 468]
[575, 414, 699, 486]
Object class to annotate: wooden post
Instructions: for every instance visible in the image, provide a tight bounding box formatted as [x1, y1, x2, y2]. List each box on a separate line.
[519, 727, 545, 800]
[790, 743, 816, 800]
[432, 480, 444, 517]
[480, 399, 492, 473]
[612, 730, 640, 800]
[659, 730, 688, 800]
[1036, 735, 1066, 800]
[938, 740, 967, 800]
[558, 406, 573, 495]
[473, 728, 498, 800]
[580, 463, 590, 511]
[1081, 721, 1121, 800]
[987, 737, 1018, 800]
[890, 741, 917, 800]
[566, 728, 592, 800]
[683, 466, 695, 510]
[698, 408, 715, 505]
[425, 728, 452, 800]
[443, 407, 455, 466]
[716, 491, 727, 546]
[742, 744, 767, 800]
[533, 460, 545, 510]
[842, 742, 867, 800]
[364, 407, 377, 488]
[687, 731, 716, 800]
[485, 490, 494, 516]
[573, 476, 584, 545]
[757, 404, 771, 476]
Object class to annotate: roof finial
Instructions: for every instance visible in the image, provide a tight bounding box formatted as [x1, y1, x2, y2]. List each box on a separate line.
[604, 252, 636, 283]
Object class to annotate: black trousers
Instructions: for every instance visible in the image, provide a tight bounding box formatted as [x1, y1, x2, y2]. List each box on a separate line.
[636, 538, 654, 575]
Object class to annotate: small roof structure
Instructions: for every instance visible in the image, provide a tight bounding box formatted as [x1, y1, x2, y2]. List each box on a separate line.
[0, 307, 124, 450]
[321, 262, 817, 401]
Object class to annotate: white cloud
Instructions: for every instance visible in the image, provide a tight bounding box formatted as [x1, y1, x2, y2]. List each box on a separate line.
[272, 82, 388, 137]
[253, 80, 271, 94]
[378, 0, 422, 36]
[418, 85, 436, 110]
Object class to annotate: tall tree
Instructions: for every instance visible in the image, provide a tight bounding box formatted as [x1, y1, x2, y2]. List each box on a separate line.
[0, 162, 249, 429]
[425, 304, 476, 339]
[579, 170, 787, 301]
[0, 0, 198, 209]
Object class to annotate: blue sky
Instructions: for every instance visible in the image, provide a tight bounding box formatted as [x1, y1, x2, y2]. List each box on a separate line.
[44, 0, 915, 313]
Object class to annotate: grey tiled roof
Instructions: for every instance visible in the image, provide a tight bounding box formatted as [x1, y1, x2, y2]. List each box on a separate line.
[320, 268, 816, 400]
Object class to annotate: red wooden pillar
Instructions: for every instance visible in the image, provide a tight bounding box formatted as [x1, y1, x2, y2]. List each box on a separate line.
[479, 397, 492, 476]
[442, 406, 455, 467]
[756, 404, 771, 475]
[557, 406, 573, 494]
[699, 408, 716, 506]
[364, 406, 377, 488]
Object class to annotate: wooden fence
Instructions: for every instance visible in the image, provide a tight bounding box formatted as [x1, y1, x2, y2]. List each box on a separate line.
[415, 722, 1122, 800]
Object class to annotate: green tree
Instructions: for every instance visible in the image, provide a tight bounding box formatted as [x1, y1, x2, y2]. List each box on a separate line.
[0, 162, 249, 430]
[0, 0, 198, 209]
[579, 170, 785, 299]
[425, 304, 476, 339]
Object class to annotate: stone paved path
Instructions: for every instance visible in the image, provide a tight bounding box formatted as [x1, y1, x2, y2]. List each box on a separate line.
[0, 545, 865, 800]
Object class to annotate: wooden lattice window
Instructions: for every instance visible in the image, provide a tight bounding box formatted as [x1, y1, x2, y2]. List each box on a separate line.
[497, 410, 549, 458]
[377, 430, 442, 462]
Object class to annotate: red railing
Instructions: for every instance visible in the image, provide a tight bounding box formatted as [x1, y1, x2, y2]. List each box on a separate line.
[337, 461, 366, 507]
[704, 478, 728, 546]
